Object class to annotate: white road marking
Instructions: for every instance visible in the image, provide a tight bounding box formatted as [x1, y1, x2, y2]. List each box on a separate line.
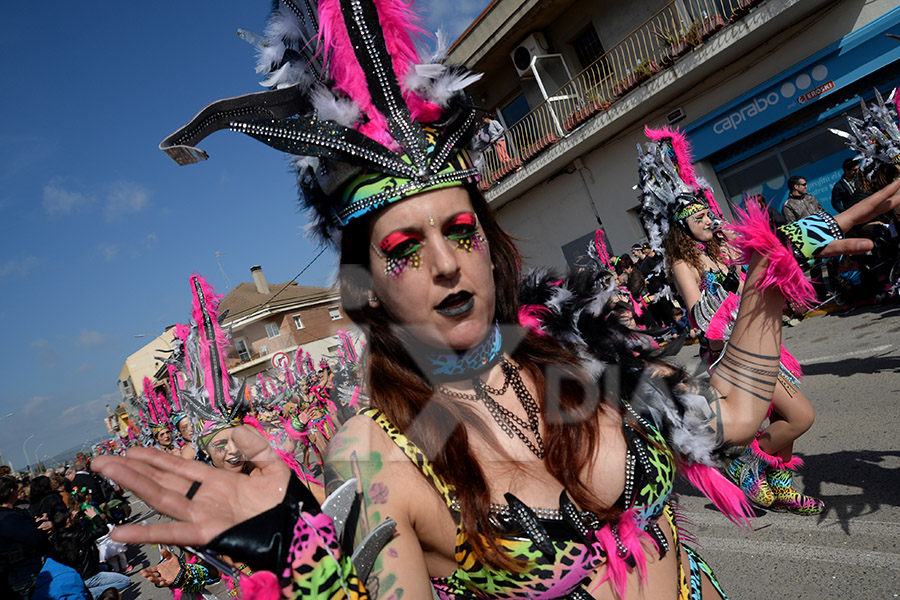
[799, 344, 894, 365]
[692, 536, 900, 568]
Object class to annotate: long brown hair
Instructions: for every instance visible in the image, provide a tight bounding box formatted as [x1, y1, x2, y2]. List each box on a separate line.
[663, 219, 725, 278]
[339, 184, 620, 569]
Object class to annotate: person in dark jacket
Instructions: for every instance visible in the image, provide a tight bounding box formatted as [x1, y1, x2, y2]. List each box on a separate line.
[29, 476, 68, 532]
[832, 159, 861, 212]
[69, 460, 107, 505]
[50, 506, 130, 598]
[0, 475, 51, 599]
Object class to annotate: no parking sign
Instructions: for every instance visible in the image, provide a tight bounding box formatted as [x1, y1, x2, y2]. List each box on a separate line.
[271, 352, 289, 370]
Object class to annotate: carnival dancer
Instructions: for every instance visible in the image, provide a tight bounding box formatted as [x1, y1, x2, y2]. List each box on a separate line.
[830, 87, 900, 296]
[171, 413, 197, 460]
[638, 126, 825, 514]
[94, 0, 900, 597]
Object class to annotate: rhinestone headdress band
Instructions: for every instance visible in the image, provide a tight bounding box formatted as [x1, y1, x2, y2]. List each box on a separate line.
[159, 0, 483, 242]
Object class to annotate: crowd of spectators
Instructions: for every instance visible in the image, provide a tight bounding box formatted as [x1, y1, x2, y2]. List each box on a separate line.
[0, 457, 133, 599]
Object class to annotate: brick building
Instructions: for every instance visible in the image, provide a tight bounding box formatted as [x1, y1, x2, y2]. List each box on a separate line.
[220, 265, 351, 378]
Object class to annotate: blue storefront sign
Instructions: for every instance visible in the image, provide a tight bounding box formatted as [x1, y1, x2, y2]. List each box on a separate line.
[686, 7, 900, 160]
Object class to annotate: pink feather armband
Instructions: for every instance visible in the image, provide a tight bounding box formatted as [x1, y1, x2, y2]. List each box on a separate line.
[726, 201, 816, 308]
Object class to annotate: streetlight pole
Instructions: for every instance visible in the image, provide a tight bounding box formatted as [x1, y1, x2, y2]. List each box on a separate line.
[34, 443, 46, 472]
[0, 412, 16, 466]
[22, 433, 36, 474]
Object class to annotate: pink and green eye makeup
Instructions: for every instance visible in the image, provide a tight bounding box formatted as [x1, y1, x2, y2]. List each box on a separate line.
[444, 212, 486, 253]
[375, 231, 425, 278]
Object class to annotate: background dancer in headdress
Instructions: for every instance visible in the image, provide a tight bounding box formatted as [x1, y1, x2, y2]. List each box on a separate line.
[639, 126, 824, 515]
[94, 0, 900, 598]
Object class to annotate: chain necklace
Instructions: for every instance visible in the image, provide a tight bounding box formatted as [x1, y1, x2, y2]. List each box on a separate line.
[437, 358, 545, 459]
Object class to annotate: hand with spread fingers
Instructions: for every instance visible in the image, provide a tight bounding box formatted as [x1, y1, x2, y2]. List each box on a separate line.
[92, 425, 291, 548]
[141, 548, 180, 587]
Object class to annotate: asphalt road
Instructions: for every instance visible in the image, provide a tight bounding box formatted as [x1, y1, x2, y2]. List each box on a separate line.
[115, 302, 900, 599]
[671, 302, 900, 599]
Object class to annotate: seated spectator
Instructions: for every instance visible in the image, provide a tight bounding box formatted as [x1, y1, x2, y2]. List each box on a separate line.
[50, 507, 130, 599]
[0, 475, 50, 599]
[29, 476, 68, 532]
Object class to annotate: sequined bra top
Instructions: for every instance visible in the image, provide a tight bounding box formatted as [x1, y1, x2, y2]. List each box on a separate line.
[358, 405, 677, 599]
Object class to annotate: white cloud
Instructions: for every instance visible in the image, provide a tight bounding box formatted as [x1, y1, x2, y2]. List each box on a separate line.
[58, 392, 118, 427]
[30, 338, 58, 369]
[0, 255, 39, 277]
[78, 330, 107, 348]
[105, 180, 149, 222]
[76, 363, 92, 372]
[42, 179, 90, 216]
[97, 243, 118, 261]
[142, 233, 158, 249]
[22, 395, 51, 418]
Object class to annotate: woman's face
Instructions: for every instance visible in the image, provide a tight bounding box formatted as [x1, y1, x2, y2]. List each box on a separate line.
[368, 187, 496, 350]
[685, 208, 714, 242]
[207, 428, 245, 472]
[177, 419, 193, 441]
[155, 428, 173, 447]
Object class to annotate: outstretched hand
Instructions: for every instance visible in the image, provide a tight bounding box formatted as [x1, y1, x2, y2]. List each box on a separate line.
[92, 426, 291, 548]
[141, 548, 180, 587]
[821, 179, 900, 257]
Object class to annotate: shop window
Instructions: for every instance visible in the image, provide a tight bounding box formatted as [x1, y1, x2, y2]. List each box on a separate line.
[265, 322, 280, 338]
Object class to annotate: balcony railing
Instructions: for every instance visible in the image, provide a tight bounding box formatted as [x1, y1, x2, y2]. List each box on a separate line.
[477, 0, 764, 191]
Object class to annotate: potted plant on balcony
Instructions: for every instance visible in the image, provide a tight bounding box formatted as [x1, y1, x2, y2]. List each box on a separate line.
[656, 29, 691, 64]
[632, 59, 660, 85]
[696, 13, 726, 40]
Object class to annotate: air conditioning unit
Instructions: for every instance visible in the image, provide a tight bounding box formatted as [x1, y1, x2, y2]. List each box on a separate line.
[511, 32, 549, 77]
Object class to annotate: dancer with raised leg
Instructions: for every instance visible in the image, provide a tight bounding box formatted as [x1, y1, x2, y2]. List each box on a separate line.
[639, 127, 823, 514]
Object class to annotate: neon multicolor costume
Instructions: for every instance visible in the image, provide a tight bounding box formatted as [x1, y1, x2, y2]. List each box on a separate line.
[155, 0, 842, 596]
[637, 127, 827, 515]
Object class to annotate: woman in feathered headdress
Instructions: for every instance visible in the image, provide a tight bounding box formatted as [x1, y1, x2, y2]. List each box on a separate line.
[638, 126, 828, 516]
[94, 1, 900, 598]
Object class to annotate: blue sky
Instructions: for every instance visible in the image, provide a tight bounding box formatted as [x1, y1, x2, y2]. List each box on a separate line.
[0, 0, 490, 470]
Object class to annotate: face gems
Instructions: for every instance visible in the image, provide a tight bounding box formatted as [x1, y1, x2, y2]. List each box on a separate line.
[373, 231, 425, 279]
[428, 214, 435, 227]
[444, 212, 487, 254]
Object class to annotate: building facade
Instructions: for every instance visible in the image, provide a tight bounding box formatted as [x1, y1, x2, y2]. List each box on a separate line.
[220, 265, 350, 378]
[449, 0, 899, 269]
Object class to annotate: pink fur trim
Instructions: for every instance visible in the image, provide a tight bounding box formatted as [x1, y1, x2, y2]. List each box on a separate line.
[681, 463, 754, 528]
[726, 201, 816, 308]
[702, 188, 723, 219]
[518, 304, 549, 335]
[644, 126, 698, 187]
[238, 569, 281, 600]
[189, 275, 232, 407]
[778, 454, 805, 470]
[749, 438, 780, 467]
[281, 416, 308, 443]
[705, 292, 739, 341]
[318, 0, 427, 148]
[779, 345, 803, 381]
[593, 229, 613, 271]
[592, 512, 656, 598]
[593, 525, 627, 599]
